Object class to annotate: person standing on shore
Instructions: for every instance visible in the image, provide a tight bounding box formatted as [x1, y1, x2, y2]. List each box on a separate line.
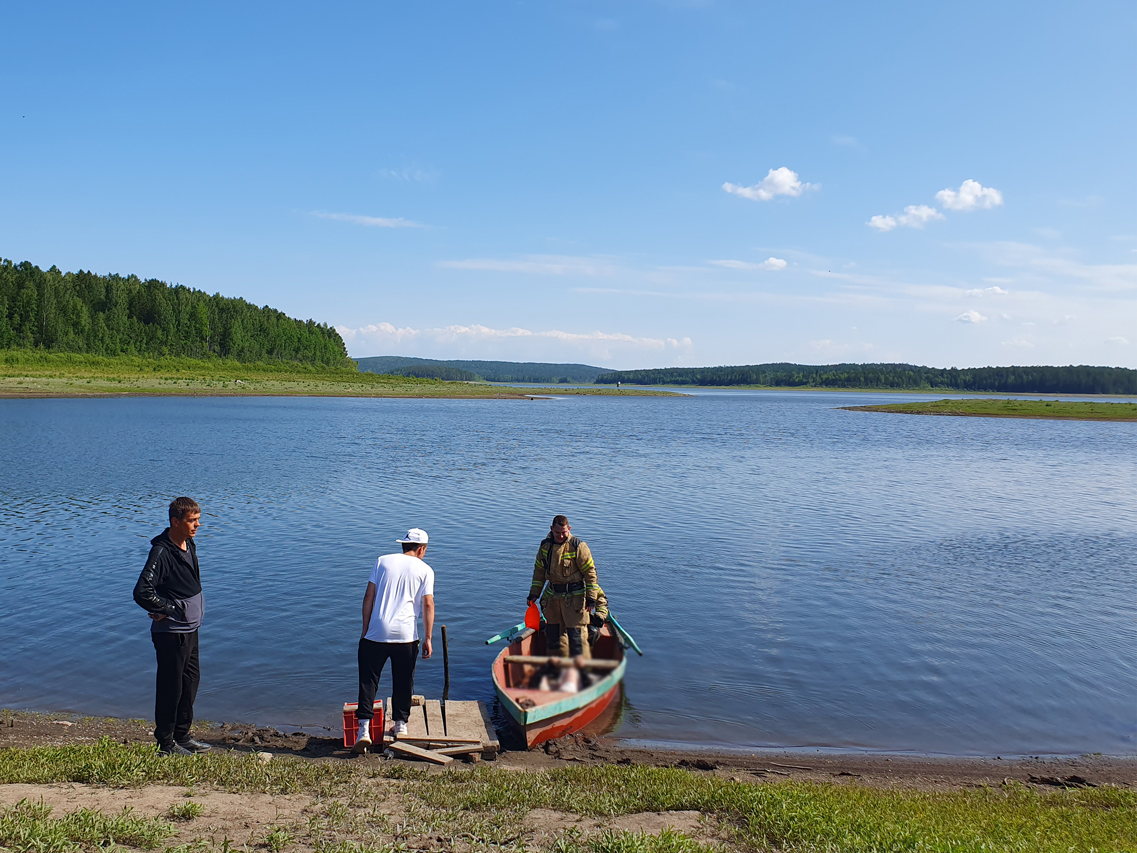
[528, 515, 601, 658]
[353, 528, 435, 753]
[132, 497, 211, 756]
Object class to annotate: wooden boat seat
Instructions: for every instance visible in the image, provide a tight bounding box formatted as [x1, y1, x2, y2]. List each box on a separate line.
[503, 655, 621, 671]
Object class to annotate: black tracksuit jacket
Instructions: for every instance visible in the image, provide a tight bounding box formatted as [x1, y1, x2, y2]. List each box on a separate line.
[132, 530, 201, 623]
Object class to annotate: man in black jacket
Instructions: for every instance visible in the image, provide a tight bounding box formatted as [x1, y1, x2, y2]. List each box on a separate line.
[133, 497, 210, 755]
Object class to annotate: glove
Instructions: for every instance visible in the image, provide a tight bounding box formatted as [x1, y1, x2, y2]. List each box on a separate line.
[586, 598, 597, 610]
[527, 596, 537, 605]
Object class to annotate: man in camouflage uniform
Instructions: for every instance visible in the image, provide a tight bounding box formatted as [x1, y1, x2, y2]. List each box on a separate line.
[528, 515, 602, 658]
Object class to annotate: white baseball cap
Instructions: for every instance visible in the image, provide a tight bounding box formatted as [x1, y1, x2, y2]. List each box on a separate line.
[396, 528, 429, 545]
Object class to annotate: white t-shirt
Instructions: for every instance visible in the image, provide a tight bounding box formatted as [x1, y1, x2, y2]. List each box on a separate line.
[363, 553, 435, 643]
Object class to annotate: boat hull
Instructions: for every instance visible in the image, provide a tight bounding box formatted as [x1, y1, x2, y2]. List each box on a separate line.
[492, 626, 626, 749]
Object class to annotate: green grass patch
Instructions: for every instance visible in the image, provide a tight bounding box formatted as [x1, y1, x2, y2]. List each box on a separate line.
[420, 764, 1137, 852]
[165, 801, 203, 822]
[0, 799, 174, 852]
[1, 742, 1132, 852]
[845, 397, 1137, 421]
[0, 739, 353, 793]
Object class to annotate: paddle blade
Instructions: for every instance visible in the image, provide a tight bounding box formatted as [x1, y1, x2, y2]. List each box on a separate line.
[524, 601, 541, 630]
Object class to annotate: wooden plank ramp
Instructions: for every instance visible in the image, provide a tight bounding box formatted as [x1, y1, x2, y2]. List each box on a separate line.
[381, 698, 500, 762]
[445, 699, 500, 757]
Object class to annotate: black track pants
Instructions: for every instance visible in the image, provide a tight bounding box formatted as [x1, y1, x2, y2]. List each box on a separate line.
[357, 639, 419, 723]
[152, 631, 200, 746]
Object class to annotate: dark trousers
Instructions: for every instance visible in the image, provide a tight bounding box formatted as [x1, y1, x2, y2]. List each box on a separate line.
[545, 623, 584, 656]
[357, 638, 418, 723]
[152, 631, 200, 746]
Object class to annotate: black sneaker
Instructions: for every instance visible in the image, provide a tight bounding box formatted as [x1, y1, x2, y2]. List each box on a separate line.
[176, 738, 212, 754]
[158, 742, 193, 756]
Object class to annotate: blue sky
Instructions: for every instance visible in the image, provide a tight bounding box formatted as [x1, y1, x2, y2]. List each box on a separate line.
[2, 1, 1134, 369]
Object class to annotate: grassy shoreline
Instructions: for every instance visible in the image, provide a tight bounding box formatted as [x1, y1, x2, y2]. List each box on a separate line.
[843, 398, 1137, 421]
[0, 353, 676, 399]
[1, 739, 1133, 853]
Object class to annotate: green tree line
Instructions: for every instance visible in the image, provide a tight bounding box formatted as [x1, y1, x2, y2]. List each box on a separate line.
[596, 362, 1137, 394]
[0, 259, 351, 366]
[356, 356, 605, 383]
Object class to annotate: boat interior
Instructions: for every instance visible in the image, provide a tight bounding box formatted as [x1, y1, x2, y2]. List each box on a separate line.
[496, 625, 624, 707]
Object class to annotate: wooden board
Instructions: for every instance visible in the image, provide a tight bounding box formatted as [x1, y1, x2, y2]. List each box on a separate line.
[395, 735, 481, 745]
[387, 696, 429, 738]
[504, 655, 620, 671]
[411, 704, 428, 737]
[441, 700, 483, 740]
[387, 740, 453, 765]
[476, 700, 500, 754]
[433, 743, 484, 756]
[424, 699, 444, 736]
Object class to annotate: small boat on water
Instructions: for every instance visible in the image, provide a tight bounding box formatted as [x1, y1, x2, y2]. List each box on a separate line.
[491, 624, 627, 749]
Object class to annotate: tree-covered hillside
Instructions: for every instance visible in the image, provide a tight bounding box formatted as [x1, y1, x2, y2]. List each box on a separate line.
[0, 259, 350, 366]
[357, 356, 604, 383]
[596, 363, 1137, 395]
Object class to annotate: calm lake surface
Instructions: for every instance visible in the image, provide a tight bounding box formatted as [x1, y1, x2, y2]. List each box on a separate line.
[1, 391, 1134, 756]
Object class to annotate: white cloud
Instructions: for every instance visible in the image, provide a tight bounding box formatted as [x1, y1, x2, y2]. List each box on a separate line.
[831, 135, 859, 147]
[1106, 336, 1130, 345]
[868, 205, 944, 231]
[312, 211, 424, 228]
[955, 310, 988, 323]
[708, 257, 787, 271]
[437, 255, 620, 276]
[936, 179, 1004, 211]
[964, 286, 1008, 296]
[337, 321, 693, 363]
[723, 167, 817, 202]
[1001, 337, 1035, 349]
[898, 205, 944, 228]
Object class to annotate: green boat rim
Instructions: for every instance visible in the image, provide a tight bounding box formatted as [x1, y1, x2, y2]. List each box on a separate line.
[495, 657, 627, 725]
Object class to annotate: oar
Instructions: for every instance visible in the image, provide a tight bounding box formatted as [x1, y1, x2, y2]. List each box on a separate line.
[485, 621, 527, 645]
[606, 613, 643, 656]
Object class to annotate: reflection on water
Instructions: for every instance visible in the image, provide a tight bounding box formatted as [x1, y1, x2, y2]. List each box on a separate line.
[1, 392, 1134, 755]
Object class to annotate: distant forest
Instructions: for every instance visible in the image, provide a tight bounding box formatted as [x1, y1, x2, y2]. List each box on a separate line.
[596, 363, 1137, 395]
[0, 259, 350, 366]
[357, 356, 604, 384]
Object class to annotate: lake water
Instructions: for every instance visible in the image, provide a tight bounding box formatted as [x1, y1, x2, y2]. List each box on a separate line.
[1, 391, 1134, 756]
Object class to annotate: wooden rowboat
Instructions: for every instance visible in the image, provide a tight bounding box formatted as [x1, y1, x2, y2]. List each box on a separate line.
[492, 624, 626, 749]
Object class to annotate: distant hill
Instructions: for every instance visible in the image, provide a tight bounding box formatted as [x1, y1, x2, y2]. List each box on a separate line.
[595, 363, 1137, 395]
[356, 356, 605, 384]
[0, 258, 351, 366]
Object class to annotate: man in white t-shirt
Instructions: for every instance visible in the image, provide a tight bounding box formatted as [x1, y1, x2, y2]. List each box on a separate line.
[352, 528, 435, 753]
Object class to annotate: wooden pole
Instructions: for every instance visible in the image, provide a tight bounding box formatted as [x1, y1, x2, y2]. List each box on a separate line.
[441, 624, 450, 701]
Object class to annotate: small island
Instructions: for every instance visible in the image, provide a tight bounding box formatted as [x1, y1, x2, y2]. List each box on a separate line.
[843, 398, 1137, 421]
